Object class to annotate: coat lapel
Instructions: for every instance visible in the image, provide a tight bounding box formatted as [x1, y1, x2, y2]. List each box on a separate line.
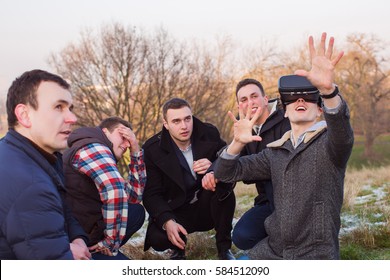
[155, 129, 187, 191]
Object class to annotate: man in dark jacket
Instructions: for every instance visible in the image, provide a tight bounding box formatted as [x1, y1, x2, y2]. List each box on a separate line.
[203, 79, 290, 250]
[214, 33, 354, 259]
[64, 117, 146, 260]
[0, 69, 90, 260]
[230, 79, 290, 249]
[142, 98, 235, 260]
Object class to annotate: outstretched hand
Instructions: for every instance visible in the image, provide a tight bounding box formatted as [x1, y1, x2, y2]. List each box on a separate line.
[226, 101, 262, 155]
[295, 32, 344, 93]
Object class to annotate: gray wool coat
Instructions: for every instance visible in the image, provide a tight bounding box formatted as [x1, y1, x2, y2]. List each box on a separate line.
[214, 97, 354, 259]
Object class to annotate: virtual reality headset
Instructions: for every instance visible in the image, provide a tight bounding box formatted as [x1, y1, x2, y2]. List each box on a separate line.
[278, 75, 320, 106]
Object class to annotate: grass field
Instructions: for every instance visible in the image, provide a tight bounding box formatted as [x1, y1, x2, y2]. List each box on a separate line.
[348, 134, 390, 169]
[121, 165, 390, 260]
[1, 126, 388, 259]
[120, 133, 390, 260]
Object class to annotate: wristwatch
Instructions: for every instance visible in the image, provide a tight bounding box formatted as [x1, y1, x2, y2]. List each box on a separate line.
[320, 85, 339, 99]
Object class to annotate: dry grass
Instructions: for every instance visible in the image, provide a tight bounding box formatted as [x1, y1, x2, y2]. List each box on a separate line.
[343, 165, 390, 210]
[340, 165, 390, 259]
[120, 242, 167, 260]
[121, 232, 221, 260]
[121, 165, 390, 259]
[233, 181, 258, 197]
[233, 182, 257, 217]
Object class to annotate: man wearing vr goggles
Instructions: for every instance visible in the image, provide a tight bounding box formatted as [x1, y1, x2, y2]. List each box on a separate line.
[214, 33, 354, 259]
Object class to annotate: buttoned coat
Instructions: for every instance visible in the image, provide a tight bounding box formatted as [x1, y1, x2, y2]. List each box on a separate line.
[142, 117, 233, 232]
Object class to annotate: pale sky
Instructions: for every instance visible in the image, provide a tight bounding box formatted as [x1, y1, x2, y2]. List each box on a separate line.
[1, 0, 389, 96]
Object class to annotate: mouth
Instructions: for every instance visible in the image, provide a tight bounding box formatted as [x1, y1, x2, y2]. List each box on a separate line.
[60, 130, 72, 136]
[251, 107, 258, 113]
[295, 106, 307, 112]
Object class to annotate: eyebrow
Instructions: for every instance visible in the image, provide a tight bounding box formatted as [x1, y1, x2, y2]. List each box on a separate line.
[239, 92, 258, 100]
[171, 115, 192, 122]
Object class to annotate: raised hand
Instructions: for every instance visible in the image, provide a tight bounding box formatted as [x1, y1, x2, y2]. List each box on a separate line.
[226, 101, 262, 155]
[118, 126, 141, 154]
[295, 32, 344, 94]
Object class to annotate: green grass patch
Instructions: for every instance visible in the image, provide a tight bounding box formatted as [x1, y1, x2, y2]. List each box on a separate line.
[340, 244, 390, 260]
[357, 188, 373, 197]
[348, 134, 390, 169]
[340, 225, 390, 249]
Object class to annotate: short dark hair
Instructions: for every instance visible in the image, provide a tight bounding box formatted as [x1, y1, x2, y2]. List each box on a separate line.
[162, 98, 191, 120]
[98, 116, 132, 132]
[235, 78, 265, 101]
[6, 69, 70, 129]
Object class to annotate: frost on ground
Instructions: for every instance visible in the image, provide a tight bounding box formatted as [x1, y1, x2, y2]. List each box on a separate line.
[340, 184, 388, 236]
[122, 182, 388, 258]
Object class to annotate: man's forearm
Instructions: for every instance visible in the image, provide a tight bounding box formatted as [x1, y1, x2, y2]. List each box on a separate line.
[226, 139, 246, 156]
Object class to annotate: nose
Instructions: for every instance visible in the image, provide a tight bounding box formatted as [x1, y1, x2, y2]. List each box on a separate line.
[180, 120, 188, 129]
[123, 139, 131, 148]
[65, 110, 77, 124]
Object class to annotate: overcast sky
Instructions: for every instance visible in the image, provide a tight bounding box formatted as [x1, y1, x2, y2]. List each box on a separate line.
[1, 0, 389, 96]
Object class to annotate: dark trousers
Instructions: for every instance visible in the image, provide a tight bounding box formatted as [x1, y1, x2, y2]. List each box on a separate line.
[92, 203, 145, 260]
[145, 189, 235, 253]
[232, 203, 272, 250]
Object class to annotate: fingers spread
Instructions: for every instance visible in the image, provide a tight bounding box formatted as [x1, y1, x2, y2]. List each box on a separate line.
[332, 51, 344, 66]
[228, 111, 237, 123]
[318, 32, 327, 55]
[308, 35, 315, 59]
[326, 36, 334, 59]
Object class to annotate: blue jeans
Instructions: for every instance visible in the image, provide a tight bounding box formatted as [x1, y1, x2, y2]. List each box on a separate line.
[92, 203, 145, 260]
[232, 203, 272, 250]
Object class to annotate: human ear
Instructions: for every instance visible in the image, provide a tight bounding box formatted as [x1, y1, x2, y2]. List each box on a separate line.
[102, 127, 109, 136]
[14, 104, 31, 128]
[163, 120, 168, 130]
[317, 107, 323, 117]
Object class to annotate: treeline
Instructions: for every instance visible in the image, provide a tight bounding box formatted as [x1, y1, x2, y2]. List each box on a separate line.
[4, 23, 390, 159]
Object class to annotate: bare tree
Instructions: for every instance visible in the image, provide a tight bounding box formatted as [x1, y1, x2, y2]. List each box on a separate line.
[337, 33, 390, 159]
[119, 31, 187, 147]
[179, 37, 236, 141]
[49, 23, 148, 129]
[49, 23, 236, 145]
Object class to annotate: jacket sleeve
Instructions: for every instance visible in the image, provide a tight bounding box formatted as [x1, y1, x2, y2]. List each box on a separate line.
[210, 129, 236, 201]
[6, 182, 74, 260]
[142, 149, 177, 229]
[126, 149, 147, 203]
[324, 95, 354, 168]
[214, 148, 272, 184]
[63, 199, 89, 245]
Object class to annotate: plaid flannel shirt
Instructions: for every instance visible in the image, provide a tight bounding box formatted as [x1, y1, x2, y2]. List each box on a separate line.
[72, 143, 146, 254]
